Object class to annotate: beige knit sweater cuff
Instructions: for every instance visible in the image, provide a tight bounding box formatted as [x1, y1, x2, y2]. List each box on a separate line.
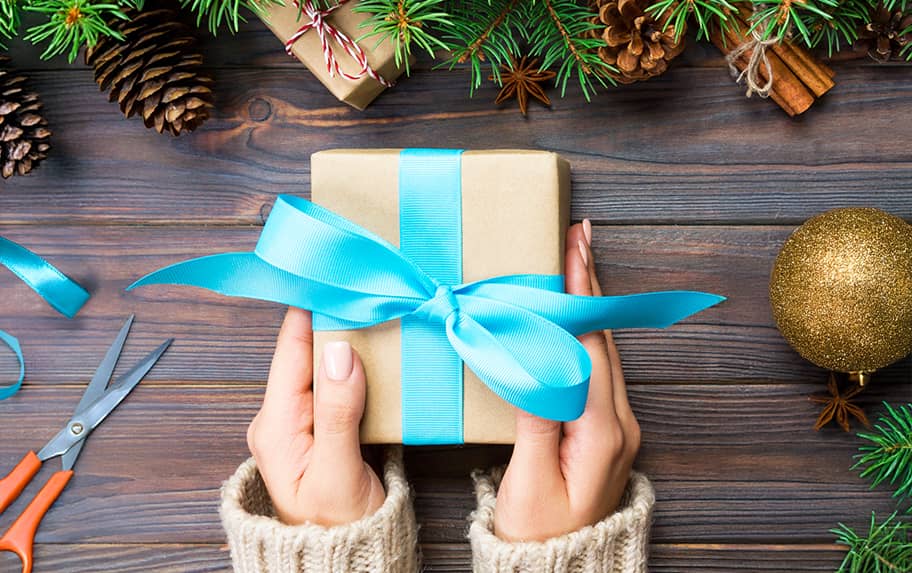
[468, 468, 655, 573]
[220, 447, 419, 573]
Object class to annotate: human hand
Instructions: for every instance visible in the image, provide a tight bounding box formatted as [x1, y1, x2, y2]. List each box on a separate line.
[246, 308, 385, 526]
[493, 220, 642, 541]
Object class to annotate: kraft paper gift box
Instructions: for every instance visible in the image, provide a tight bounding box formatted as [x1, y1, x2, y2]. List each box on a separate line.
[312, 149, 570, 444]
[260, 0, 412, 110]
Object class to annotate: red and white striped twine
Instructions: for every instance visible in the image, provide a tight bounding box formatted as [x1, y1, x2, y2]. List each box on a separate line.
[284, 0, 393, 87]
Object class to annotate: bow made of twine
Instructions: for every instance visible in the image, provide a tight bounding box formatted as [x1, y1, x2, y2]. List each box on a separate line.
[285, 0, 393, 87]
[725, 27, 779, 98]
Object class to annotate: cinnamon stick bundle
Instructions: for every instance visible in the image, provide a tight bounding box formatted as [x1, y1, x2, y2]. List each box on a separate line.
[710, 10, 835, 116]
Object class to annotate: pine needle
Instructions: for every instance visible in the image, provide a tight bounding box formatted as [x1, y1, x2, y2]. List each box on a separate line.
[833, 512, 912, 573]
[854, 402, 912, 500]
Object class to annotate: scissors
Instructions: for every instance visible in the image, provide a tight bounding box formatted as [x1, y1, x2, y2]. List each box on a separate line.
[0, 315, 171, 573]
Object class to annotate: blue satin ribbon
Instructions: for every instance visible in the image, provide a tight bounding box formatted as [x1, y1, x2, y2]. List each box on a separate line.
[129, 192, 725, 434]
[0, 236, 91, 399]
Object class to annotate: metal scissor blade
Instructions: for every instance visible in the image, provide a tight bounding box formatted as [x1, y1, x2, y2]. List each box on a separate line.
[62, 315, 135, 470]
[37, 339, 173, 464]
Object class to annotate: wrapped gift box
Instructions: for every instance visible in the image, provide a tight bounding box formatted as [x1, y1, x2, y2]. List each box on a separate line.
[260, 0, 411, 110]
[312, 149, 570, 444]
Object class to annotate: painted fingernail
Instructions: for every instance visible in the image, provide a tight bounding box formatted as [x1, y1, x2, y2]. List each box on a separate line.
[582, 219, 592, 246]
[578, 239, 588, 267]
[324, 341, 353, 381]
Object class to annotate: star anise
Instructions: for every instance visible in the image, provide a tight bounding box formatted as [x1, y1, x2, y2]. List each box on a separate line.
[490, 56, 556, 116]
[809, 373, 871, 432]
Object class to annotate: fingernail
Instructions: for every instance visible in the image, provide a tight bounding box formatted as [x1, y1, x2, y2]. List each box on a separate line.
[324, 341, 353, 381]
[578, 239, 588, 267]
[582, 219, 592, 246]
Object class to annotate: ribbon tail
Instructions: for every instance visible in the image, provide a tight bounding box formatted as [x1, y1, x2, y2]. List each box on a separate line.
[0, 237, 90, 318]
[129, 253, 424, 325]
[460, 282, 725, 334]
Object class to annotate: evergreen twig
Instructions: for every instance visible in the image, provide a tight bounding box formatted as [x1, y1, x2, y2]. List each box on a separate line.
[854, 402, 912, 500]
[832, 512, 912, 573]
[354, 0, 452, 74]
[24, 0, 130, 61]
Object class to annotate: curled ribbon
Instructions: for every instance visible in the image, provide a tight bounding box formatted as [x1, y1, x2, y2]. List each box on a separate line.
[129, 195, 725, 423]
[285, 0, 393, 87]
[0, 236, 91, 399]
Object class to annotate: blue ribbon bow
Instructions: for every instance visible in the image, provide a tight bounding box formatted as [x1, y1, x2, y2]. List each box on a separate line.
[0, 236, 91, 399]
[129, 194, 725, 425]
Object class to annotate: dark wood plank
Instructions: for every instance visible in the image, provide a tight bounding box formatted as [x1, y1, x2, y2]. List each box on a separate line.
[1, 544, 231, 572]
[0, 542, 851, 572]
[420, 543, 849, 572]
[0, 384, 899, 545]
[0, 64, 910, 225]
[4, 224, 912, 386]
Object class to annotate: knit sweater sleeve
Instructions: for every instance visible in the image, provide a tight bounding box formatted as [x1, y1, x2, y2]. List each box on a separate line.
[220, 447, 419, 573]
[468, 468, 655, 573]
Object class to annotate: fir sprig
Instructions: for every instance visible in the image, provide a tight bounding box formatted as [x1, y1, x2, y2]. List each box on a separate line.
[1, 0, 21, 40]
[441, 0, 523, 91]
[832, 512, 912, 573]
[24, 0, 130, 61]
[180, 0, 278, 34]
[354, 0, 452, 74]
[525, 0, 614, 98]
[646, 0, 737, 41]
[854, 403, 912, 500]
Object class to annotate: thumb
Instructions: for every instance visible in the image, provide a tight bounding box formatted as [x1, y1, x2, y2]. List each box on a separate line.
[312, 341, 367, 475]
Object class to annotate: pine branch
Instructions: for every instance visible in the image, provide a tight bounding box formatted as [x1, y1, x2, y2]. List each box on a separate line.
[748, 0, 841, 45]
[24, 0, 132, 61]
[441, 0, 522, 91]
[646, 0, 737, 41]
[854, 402, 912, 500]
[833, 512, 912, 573]
[354, 0, 451, 74]
[526, 0, 615, 98]
[180, 0, 279, 34]
[1, 0, 21, 40]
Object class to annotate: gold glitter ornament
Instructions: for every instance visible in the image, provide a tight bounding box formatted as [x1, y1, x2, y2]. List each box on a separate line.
[770, 208, 912, 380]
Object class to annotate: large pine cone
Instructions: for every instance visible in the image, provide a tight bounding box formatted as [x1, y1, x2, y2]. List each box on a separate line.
[591, 0, 685, 83]
[0, 56, 51, 179]
[855, 3, 912, 62]
[85, 4, 214, 136]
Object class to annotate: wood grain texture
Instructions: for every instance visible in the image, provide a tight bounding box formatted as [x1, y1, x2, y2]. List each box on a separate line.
[0, 63, 910, 225]
[3, 224, 912, 387]
[0, 384, 899, 546]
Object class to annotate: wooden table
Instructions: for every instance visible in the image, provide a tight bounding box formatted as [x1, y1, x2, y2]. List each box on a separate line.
[0, 15, 910, 572]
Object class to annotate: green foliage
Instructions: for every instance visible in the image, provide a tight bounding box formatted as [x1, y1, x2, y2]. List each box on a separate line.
[854, 402, 912, 500]
[24, 0, 130, 61]
[832, 512, 912, 573]
[646, 0, 737, 41]
[180, 0, 278, 35]
[354, 0, 452, 74]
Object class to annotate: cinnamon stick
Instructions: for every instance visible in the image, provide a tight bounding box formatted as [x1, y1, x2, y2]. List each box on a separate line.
[734, 6, 834, 97]
[710, 21, 815, 116]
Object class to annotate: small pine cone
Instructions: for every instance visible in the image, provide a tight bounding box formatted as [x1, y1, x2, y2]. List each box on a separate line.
[855, 3, 912, 62]
[591, 0, 685, 84]
[85, 3, 214, 136]
[0, 56, 51, 179]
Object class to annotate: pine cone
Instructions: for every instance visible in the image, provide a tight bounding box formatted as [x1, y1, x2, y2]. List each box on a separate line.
[0, 56, 51, 179]
[85, 4, 214, 136]
[591, 0, 685, 83]
[855, 3, 912, 62]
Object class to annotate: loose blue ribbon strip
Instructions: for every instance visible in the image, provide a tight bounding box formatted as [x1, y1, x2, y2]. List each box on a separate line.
[0, 236, 91, 399]
[129, 192, 725, 435]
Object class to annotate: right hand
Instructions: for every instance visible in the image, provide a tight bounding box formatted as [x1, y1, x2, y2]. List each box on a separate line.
[246, 308, 385, 526]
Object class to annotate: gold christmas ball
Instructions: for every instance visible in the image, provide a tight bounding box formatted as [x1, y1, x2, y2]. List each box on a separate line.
[770, 208, 912, 377]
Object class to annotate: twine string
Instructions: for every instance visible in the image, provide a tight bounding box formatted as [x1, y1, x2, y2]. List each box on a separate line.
[285, 0, 393, 87]
[725, 27, 779, 99]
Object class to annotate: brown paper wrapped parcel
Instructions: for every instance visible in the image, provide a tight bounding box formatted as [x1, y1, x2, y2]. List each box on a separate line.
[261, 0, 410, 110]
[312, 149, 570, 444]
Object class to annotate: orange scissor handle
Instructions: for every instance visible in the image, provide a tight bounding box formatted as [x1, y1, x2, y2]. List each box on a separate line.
[0, 452, 42, 514]
[0, 470, 73, 573]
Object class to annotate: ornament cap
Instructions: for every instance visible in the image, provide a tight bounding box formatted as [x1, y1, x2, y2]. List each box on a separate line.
[848, 371, 872, 387]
